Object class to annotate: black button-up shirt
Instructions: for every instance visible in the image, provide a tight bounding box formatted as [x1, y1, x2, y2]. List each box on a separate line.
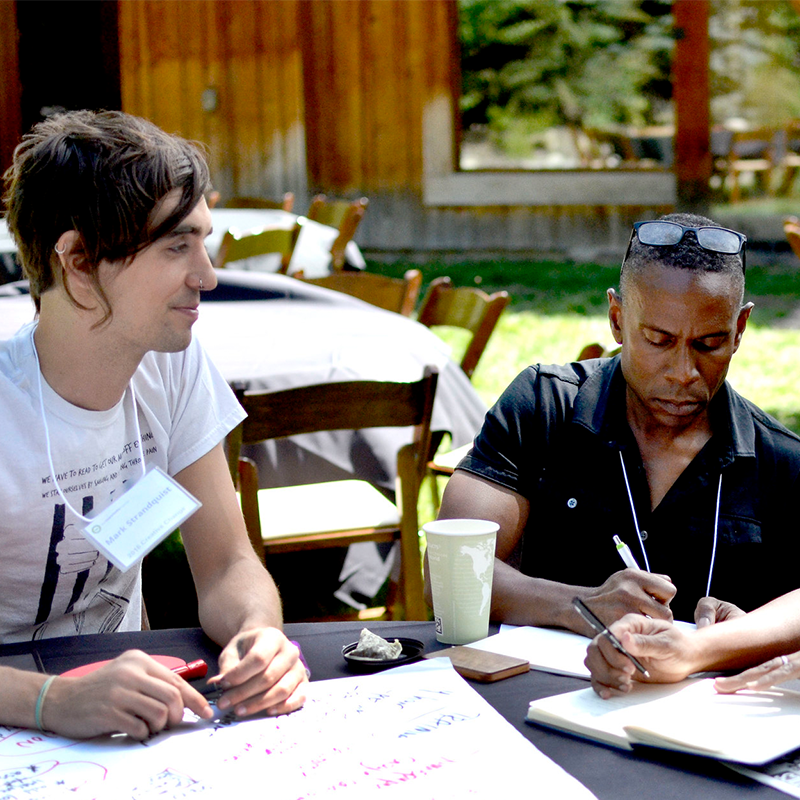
[460, 357, 800, 621]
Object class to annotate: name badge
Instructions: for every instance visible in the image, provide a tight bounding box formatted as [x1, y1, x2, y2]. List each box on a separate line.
[82, 467, 201, 572]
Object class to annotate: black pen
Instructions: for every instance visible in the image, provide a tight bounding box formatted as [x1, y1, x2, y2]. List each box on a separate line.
[572, 597, 650, 678]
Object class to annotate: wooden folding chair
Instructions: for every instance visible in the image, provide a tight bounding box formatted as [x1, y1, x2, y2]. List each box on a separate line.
[213, 225, 300, 273]
[298, 269, 422, 316]
[576, 343, 620, 360]
[723, 127, 777, 203]
[778, 121, 800, 196]
[227, 367, 438, 621]
[417, 276, 510, 380]
[225, 193, 295, 212]
[417, 277, 509, 511]
[307, 195, 369, 271]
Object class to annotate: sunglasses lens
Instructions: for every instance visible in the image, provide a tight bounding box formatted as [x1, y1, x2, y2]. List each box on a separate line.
[636, 222, 683, 246]
[696, 228, 742, 254]
[636, 221, 743, 255]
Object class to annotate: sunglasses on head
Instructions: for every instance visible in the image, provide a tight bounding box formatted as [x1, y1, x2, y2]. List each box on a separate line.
[627, 220, 747, 272]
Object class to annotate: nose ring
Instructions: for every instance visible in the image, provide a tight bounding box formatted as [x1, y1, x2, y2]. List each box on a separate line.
[199, 279, 203, 291]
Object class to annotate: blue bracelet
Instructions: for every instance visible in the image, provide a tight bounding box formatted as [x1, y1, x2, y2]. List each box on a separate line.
[35, 676, 57, 731]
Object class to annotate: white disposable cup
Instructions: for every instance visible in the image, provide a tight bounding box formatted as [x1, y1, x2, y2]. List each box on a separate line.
[424, 518, 499, 645]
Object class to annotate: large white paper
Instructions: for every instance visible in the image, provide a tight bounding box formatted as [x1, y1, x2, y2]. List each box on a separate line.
[0, 660, 596, 800]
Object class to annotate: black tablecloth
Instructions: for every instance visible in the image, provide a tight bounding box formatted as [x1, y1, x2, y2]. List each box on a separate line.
[0, 622, 782, 800]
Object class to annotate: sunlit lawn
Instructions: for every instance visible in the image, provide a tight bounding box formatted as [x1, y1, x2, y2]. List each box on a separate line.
[372, 256, 800, 435]
[463, 311, 800, 434]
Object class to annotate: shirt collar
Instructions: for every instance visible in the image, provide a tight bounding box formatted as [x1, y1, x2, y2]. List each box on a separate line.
[571, 356, 756, 467]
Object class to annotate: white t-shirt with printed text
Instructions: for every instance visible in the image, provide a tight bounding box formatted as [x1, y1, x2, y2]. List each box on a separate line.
[0, 322, 245, 643]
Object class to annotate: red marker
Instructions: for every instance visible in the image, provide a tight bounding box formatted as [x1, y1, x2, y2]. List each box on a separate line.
[172, 659, 208, 681]
[62, 656, 208, 681]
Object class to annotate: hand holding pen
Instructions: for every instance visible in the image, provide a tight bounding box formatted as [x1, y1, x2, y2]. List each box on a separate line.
[573, 597, 650, 678]
[583, 614, 697, 698]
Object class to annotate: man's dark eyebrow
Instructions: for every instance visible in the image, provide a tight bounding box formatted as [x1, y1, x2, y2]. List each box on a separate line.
[167, 223, 212, 237]
[695, 332, 732, 342]
[643, 324, 731, 340]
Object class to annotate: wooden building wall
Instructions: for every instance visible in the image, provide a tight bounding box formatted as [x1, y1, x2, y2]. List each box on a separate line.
[118, 0, 307, 204]
[0, 1, 22, 178]
[299, 0, 457, 196]
[118, 0, 455, 205]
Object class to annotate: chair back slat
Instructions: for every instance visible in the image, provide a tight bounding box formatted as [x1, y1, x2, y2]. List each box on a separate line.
[226, 193, 295, 212]
[784, 218, 800, 261]
[417, 277, 510, 379]
[237, 370, 436, 450]
[307, 196, 369, 271]
[298, 269, 421, 316]
[214, 225, 299, 272]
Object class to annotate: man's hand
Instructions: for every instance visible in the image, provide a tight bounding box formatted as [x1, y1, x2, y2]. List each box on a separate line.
[211, 627, 308, 718]
[585, 614, 699, 699]
[44, 650, 213, 739]
[715, 651, 800, 694]
[694, 596, 746, 628]
[576, 569, 676, 635]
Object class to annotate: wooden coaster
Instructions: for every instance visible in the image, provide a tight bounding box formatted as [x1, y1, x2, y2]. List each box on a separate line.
[425, 646, 529, 682]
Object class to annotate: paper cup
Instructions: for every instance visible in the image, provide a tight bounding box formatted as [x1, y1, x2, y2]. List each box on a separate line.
[424, 518, 499, 644]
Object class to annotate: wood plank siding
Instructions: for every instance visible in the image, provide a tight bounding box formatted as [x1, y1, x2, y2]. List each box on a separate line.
[118, 0, 307, 203]
[299, 0, 454, 196]
[0, 1, 22, 175]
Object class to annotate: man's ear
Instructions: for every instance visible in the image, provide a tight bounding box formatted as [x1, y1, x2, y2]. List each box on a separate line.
[54, 231, 86, 271]
[607, 288, 623, 345]
[733, 301, 754, 352]
[54, 231, 93, 295]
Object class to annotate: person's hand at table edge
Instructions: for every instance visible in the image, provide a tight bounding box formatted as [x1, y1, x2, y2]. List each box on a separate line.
[209, 627, 308, 718]
[715, 650, 800, 694]
[40, 650, 213, 739]
[585, 615, 702, 699]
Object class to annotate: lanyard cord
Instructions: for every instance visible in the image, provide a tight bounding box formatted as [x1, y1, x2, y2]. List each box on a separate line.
[618, 450, 722, 596]
[707, 473, 722, 597]
[31, 328, 146, 523]
[618, 451, 652, 572]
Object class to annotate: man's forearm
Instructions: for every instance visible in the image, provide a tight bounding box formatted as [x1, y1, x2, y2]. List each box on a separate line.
[490, 559, 595, 632]
[196, 554, 284, 646]
[491, 559, 678, 636]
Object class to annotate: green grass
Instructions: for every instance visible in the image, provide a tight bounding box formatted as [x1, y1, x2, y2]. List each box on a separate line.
[711, 197, 800, 218]
[369, 257, 800, 434]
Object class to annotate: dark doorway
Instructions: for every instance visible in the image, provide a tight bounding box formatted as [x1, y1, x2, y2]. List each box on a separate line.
[16, 0, 120, 133]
